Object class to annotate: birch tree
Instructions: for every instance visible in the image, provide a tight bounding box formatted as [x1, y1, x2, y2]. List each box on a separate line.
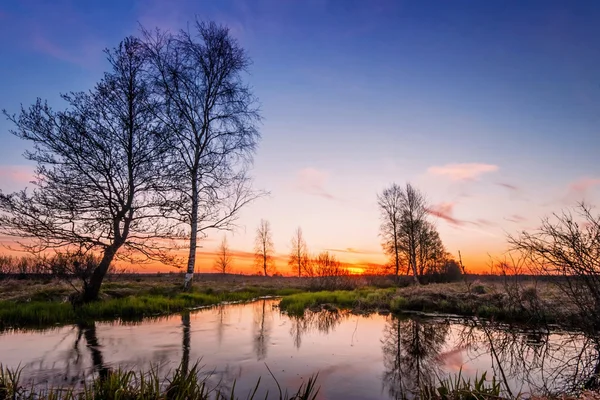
[143, 21, 261, 289]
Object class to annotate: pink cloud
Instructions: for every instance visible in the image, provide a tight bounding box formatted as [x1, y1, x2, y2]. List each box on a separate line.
[0, 165, 35, 186]
[296, 167, 336, 200]
[428, 163, 499, 181]
[31, 35, 103, 67]
[569, 177, 600, 193]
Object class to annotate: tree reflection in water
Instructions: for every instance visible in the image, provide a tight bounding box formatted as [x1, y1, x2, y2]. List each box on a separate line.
[288, 308, 348, 349]
[457, 319, 600, 396]
[380, 316, 449, 399]
[253, 299, 273, 360]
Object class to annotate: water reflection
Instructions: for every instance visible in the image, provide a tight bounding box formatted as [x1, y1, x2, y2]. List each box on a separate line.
[2, 301, 600, 399]
[289, 308, 348, 349]
[381, 316, 449, 399]
[252, 299, 272, 360]
[457, 320, 600, 396]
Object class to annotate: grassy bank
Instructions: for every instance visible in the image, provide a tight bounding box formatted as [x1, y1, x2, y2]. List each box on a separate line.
[0, 274, 579, 330]
[0, 287, 302, 330]
[279, 283, 575, 327]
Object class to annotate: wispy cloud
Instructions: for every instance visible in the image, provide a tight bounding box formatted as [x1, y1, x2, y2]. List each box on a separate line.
[426, 202, 465, 226]
[505, 214, 527, 223]
[427, 202, 497, 229]
[325, 247, 380, 255]
[497, 182, 519, 192]
[296, 167, 337, 200]
[31, 35, 104, 67]
[428, 163, 499, 181]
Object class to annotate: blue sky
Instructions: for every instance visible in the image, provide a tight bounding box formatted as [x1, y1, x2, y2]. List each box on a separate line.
[1, 0, 599, 272]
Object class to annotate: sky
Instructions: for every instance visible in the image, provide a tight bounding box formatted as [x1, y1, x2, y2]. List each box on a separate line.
[1, 0, 599, 274]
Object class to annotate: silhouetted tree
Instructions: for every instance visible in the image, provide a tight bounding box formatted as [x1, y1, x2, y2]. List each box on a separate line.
[509, 203, 600, 331]
[311, 251, 349, 289]
[288, 227, 309, 277]
[214, 235, 233, 274]
[378, 184, 406, 278]
[0, 38, 172, 302]
[254, 219, 275, 276]
[378, 183, 429, 284]
[142, 20, 262, 289]
[417, 222, 445, 277]
[398, 184, 428, 284]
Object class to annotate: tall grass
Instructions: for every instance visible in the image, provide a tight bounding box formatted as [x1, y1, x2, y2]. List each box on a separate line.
[0, 362, 320, 400]
[0, 362, 511, 400]
[0, 288, 303, 330]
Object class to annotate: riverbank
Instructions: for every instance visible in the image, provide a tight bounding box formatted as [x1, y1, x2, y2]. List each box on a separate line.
[0, 274, 579, 330]
[279, 283, 578, 327]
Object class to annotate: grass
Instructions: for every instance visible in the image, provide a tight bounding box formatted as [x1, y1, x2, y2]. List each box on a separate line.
[278, 283, 576, 327]
[1, 361, 549, 400]
[0, 362, 320, 400]
[0, 287, 303, 330]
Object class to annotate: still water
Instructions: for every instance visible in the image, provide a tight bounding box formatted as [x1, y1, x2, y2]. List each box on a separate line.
[1, 299, 599, 399]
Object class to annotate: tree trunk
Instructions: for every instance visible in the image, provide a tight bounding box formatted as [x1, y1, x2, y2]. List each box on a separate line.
[184, 177, 199, 290]
[82, 245, 119, 303]
[410, 247, 420, 285]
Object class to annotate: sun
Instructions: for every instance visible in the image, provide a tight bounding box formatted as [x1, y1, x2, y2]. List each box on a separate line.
[345, 266, 365, 275]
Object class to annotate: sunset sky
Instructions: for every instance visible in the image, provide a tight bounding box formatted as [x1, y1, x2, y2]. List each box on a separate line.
[1, 0, 599, 274]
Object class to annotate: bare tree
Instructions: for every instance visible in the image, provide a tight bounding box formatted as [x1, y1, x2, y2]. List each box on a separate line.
[0, 38, 172, 302]
[379, 183, 428, 284]
[311, 251, 349, 289]
[142, 20, 262, 289]
[508, 203, 600, 331]
[288, 227, 309, 277]
[254, 219, 275, 276]
[399, 183, 428, 284]
[378, 184, 405, 278]
[214, 235, 233, 274]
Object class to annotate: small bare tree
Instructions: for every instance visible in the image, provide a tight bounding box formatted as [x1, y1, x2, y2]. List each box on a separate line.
[288, 227, 309, 277]
[508, 203, 600, 330]
[311, 251, 349, 289]
[254, 219, 275, 276]
[142, 20, 262, 289]
[214, 236, 233, 274]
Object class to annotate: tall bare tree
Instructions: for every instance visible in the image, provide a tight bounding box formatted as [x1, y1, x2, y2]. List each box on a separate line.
[142, 20, 262, 289]
[214, 235, 233, 274]
[0, 38, 171, 302]
[254, 219, 275, 276]
[378, 184, 405, 277]
[288, 227, 309, 277]
[399, 183, 428, 284]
